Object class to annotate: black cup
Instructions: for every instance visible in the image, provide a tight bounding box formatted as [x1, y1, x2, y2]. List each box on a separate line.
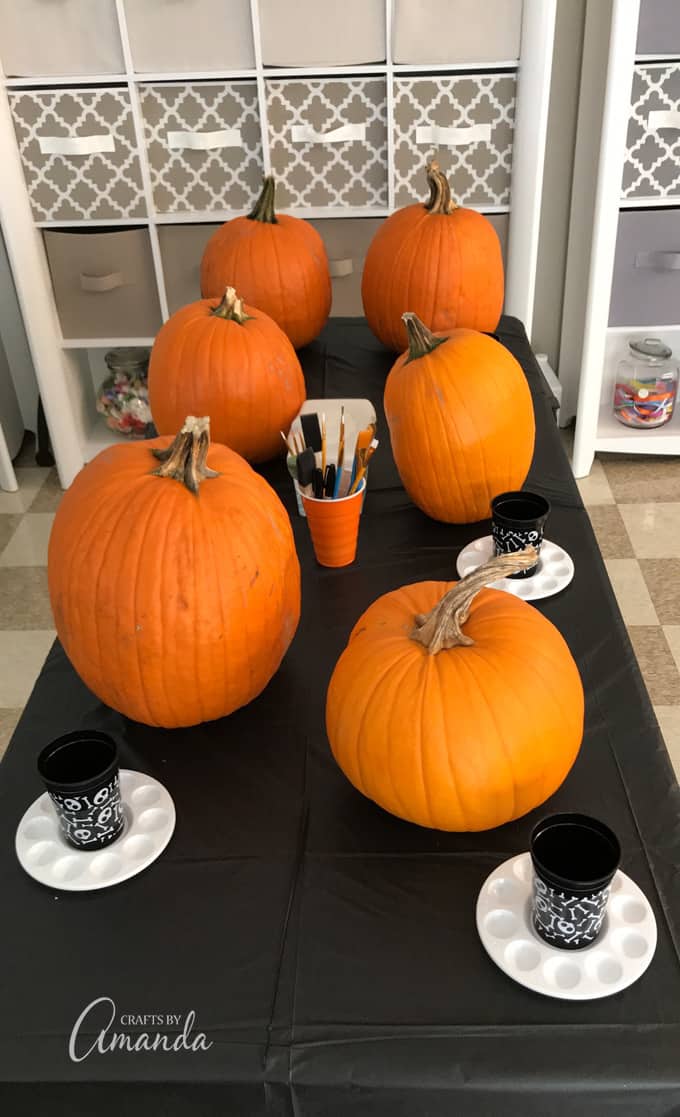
[491, 490, 551, 578]
[37, 731, 124, 851]
[530, 813, 621, 950]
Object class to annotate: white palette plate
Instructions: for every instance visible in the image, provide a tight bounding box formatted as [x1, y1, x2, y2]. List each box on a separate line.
[476, 853, 657, 1000]
[16, 770, 175, 892]
[456, 537, 574, 601]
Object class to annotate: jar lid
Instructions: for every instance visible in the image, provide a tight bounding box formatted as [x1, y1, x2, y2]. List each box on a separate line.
[628, 337, 672, 360]
[104, 347, 150, 371]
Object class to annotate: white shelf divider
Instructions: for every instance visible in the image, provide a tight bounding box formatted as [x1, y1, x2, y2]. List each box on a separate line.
[114, 0, 169, 323]
[570, 0, 640, 478]
[250, 0, 272, 176]
[504, 0, 556, 338]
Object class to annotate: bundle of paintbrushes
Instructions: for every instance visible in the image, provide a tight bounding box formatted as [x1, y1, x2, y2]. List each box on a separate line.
[281, 407, 378, 503]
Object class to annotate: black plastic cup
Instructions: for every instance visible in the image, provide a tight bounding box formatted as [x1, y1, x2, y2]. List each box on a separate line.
[491, 490, 551, 578]
[530, 813, 621, 950]
[37, 731, 124, 851]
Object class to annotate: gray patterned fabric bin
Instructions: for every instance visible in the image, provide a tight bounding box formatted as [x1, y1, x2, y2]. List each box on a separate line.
[393, 74, 516, 208]
[9, 88, 145, 222]
[622, 64, 680, 202]
[139, 82, 263, 214]
[266, 79, 388, 210]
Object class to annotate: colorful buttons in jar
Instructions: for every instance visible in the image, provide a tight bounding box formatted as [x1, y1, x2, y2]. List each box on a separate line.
[613, 337, 678, 429]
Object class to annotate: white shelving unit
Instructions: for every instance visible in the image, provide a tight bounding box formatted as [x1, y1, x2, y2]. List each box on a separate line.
[0, 0, 555, 488]
[560, 0, 680, 477]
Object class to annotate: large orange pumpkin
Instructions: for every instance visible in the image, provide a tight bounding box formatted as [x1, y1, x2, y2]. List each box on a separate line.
[148, 287, 306, 464]
[326, 550, 584, 832]
[200, 175, 331, 349]
[48, 417, 301, 728]
[362, 161, 504, 351]
[384, 314, 535, 523]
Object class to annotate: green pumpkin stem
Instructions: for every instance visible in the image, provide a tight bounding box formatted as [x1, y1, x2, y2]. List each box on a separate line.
[424, 160, 458, 215]
[151, 416, 220, 495]
[211, 286, 251, 323]
[411, 548, 538, 653]
[402, 312, 447, 362]
[248, 175, 278, 223]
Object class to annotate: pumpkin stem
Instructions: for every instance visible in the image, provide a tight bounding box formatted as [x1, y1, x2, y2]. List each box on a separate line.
[211, 286, 251, 323]
[248, 175, 278, 224]
[402, 312, 447, 362]
[424, 160, 458, 215]
[151, 416, 220, 495]
[410, 548, 538, 654]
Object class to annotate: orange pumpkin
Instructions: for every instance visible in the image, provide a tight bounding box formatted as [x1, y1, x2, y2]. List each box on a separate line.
[362, 161, 504, 351]
[200, 175, 331, 349]
[384, 314, 535, 523]
[48, 417, 301, 728]
[326, 550, 584, 832]
[148, 287, 306, 464]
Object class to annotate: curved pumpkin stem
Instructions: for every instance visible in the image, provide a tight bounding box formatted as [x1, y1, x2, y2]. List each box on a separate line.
[402, 312, 446, 363]
[151, 416, 220, 495]
[211, 286, 251, 324]
[424, 160, 458, 215]
[248, 175, 278, 224]
[411, 547, 538, 654]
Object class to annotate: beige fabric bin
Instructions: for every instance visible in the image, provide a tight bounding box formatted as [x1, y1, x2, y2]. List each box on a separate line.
[44, 229, 163, 339]
[0, 0, 124, 77]
[260, 0, 385, 67]
[158, 225, 221, 314]
[392, 0, 522, 65]
[124, 0, 255, 73]
[310, 219, 382, 316]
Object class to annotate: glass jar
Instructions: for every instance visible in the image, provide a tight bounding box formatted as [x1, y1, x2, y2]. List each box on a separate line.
[613, 338, 678, 429]
[96, 347, 153, 438]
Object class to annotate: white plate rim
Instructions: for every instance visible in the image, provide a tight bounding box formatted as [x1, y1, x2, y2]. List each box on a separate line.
[15, 769, 175, 892]
[476, 852, 657, 1000]
[456, 537, 574, 601]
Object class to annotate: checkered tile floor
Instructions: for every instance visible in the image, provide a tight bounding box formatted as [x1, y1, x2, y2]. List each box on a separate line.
[0, 436, 678, 779]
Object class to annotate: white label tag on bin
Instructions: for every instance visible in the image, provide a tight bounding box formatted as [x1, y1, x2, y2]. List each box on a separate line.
[166, 128, 242, 151]
[647, 110, 680, 131]
[415, 123, 492, 146]
[38, 134, 115, 156]
[329, 259, 354, 278]
[291, 123, 366, 144]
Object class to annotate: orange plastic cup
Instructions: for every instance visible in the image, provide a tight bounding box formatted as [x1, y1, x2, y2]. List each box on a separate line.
[300, 481, 365, 567]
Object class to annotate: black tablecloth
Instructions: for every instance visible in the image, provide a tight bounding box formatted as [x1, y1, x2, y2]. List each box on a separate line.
[1, 318, 680, 1116]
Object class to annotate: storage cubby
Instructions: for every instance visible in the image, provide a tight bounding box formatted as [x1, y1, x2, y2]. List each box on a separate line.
[0, 0, 556, 486]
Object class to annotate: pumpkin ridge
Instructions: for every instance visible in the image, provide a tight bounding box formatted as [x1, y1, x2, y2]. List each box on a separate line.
[435, 637, 514, 827]
[120, 479, 174, 725]
[376, 646, 429, 819]
[415, 652, 438, 826]
[419, 354, 455, 516]
[430, 651, 467, 827]
[455, 642, 525, 821]
[334, 639, 415, 815]
[447, 333, 491, 516]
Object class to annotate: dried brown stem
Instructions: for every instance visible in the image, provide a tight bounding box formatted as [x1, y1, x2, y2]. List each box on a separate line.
[151, 416, 220, 495]
[411, 548, 538, 653]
